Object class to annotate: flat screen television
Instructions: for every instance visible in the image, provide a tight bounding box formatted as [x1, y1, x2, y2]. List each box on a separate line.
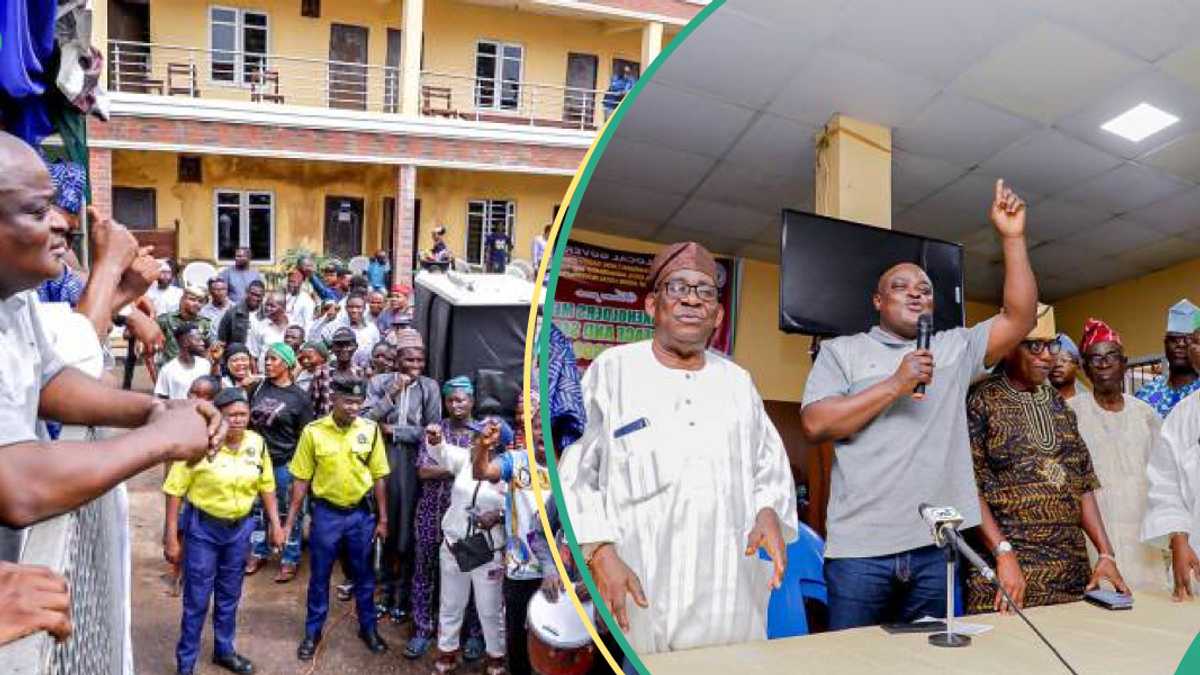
[779, 209, 965, 336]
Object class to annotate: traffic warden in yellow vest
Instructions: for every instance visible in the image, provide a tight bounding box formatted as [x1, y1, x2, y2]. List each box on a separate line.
[284, 373, 391, 660]
[163, 387, 285, 675]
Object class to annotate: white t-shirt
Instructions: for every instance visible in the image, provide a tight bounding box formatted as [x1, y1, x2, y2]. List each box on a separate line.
[146, 284, 182, 317]
[427, 441, 506, 545]
[154, 357, 212, 400]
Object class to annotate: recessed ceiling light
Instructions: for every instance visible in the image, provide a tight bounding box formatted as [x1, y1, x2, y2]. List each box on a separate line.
[1100, 103, 1179, 142]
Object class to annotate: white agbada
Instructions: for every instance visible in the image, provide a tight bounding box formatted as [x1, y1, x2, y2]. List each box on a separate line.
[558, 341, 797, 655]
[1068, 392, 1169, 590]
[1142, 390, 1200, 596]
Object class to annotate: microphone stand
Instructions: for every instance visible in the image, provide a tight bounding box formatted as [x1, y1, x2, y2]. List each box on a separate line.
[929, 528, 970, 648]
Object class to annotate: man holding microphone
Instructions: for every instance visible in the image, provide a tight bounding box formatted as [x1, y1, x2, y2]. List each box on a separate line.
[800, 179, 1037, 629]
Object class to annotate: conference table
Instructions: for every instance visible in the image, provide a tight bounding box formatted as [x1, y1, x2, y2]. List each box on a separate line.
[641, 593, 1199, 674]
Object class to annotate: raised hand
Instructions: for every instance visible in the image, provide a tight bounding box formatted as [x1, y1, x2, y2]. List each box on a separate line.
[424, 423, 443, 447]
[989, 179, 1026, 238]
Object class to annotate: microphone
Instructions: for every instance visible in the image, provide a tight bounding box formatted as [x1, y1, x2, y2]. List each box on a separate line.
[917, 502, 964, 548]
[914, 313, 933, 398]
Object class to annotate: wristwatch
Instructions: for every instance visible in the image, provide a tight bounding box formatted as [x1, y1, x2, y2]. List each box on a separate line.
[992, 540, 1014, 558]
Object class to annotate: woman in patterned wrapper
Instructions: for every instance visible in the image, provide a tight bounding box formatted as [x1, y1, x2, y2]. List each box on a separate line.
[965, 304, 1130, 614]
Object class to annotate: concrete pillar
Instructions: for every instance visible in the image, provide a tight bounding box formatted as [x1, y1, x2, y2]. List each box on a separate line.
[393, 164, 417, 283]
[400, 0, 425, 117]
[88, 147, 113, 219]
[814, 114, 892, 228]
[640, 21, 664, 70]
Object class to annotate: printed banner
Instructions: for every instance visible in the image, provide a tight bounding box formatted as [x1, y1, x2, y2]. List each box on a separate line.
[552, 239, 740, 369]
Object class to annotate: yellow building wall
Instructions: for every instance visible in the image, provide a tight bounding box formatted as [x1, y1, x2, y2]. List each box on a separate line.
[111, 151, 569, 266]
[566, 229, 1000, 403]
[1054, 259, 1200, 362]
[144, 0, 644, 111]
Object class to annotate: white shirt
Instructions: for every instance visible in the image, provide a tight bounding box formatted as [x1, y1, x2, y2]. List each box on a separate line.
[248, 316, 289, 369]
[35, 302, 105, 378]
[0, 292, 65, 447]
[286, 290, 316, 333]
[558, 340, 797, 654]
[322, 318, 380, 368]
[146, 284, 182, 317]
[1142, 389, 1200, 596]
[427, 441, 506, 544]
[154, 357, 212, 400]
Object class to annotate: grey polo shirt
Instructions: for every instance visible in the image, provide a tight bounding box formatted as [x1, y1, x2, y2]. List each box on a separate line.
[803, 320, 993, 558]
[0, 291, 66, 447]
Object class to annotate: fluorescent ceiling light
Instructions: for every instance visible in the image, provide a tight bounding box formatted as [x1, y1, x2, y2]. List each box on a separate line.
[1100, 103, 1179, 142]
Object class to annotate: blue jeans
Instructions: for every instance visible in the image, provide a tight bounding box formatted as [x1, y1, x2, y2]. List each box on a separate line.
[824, 544, 954, 631]
[251, 465, 303, 566]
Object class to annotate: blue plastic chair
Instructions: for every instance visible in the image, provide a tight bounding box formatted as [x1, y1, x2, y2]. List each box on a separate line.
[760, 523, 826, 639]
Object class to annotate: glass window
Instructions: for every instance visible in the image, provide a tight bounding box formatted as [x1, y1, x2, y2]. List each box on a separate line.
[465, 199, 515, 264]
[475, 40, 522, 111]
[209, 8, 269, 84]
[215, 190, 273, 262]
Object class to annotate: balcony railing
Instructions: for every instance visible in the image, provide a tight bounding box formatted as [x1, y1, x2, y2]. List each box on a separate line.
[108, 40, 403, 113]
[107, 40, 606, 131]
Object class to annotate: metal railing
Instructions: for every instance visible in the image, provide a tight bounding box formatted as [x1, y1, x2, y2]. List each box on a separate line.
[0, 428, 128, 675]
[1126, 354, 1163, 394]
[106, 40, 607, 131]
[419, 70, 604, 130]
[108, 40, 403, 113]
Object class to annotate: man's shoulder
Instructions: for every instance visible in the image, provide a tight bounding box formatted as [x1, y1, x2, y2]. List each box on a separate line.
[1125, 395, 1158, 419]
[590, 341, 649, 367]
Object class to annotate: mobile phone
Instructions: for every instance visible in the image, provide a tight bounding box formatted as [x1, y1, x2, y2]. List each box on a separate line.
[1084, 588, 1133, 610]
[881, 621, 946, 634]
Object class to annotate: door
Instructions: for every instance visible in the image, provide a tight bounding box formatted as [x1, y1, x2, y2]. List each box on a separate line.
[612, 58, 640, 80]
[385, 29, 402, 113]
[108, 0, 151, 90]
[564, 53, 598, 127]
[329, 24, 369, 110]
[324, 196, 364, 261]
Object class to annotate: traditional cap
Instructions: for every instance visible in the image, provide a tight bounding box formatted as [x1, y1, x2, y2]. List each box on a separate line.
[1081, 318, 1123, 352]
[390, 283, 412, 295]
[330, 326, 357, 345]
[442, 375, 474, 396]
[1056, 333, 1081, 361]
[300, 341, 330, 359]
[159, 259, 172, 273]
[213, 387, 248, 409]
[393, 328, 424, 351]
[1167, 299, 1199, 334]
[330, 374, 367, 397]
[1026, 303, 1056, 341]
[46, 159, 87, 214]
[646, 241, 718, 290]
[183, 284, 207, 299]
[268, 342, 297, 368]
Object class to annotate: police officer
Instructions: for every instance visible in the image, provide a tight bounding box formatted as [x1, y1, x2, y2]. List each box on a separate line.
[284, 373, 391, 660]
[163, 387, 285, 675]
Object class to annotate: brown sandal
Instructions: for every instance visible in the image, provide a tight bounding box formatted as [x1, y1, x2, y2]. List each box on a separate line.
[484, 655, 507, 675]
[431, 649, 458, 674]
[274, 563, 297, 583]
[244, 556, 265, 576]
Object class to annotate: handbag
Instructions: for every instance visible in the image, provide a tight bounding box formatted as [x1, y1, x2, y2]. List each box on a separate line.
[450, 482, 498, 573]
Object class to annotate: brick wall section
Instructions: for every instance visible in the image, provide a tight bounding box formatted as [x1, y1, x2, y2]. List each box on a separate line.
[88, 147, 112, 218]
[588, 0, 701, 23]
[88, 117, 587, 174]
[394, 165, 417, 284]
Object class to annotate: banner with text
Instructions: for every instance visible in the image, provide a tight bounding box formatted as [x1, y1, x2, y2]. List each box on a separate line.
[552, 239, 740, 369]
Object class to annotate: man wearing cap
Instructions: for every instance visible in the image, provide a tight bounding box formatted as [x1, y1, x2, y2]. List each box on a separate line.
[558, 240, 797, 654]
[362, 327, 441, 622]
[965, 305, 1127, 614]
[147, 260, 184, 317]
[310, 327, 364, 417]
[1050, 332, 1085, 401]
[1136, 299, 1200, 418]
[285, 374, 390, 660]
[1142, 330, 1200, 601]
[800, 180, 1037, 629]
[377, 284, 414, 336]
[1068, 319, 1165, 591]
[158, 284, 212, 364]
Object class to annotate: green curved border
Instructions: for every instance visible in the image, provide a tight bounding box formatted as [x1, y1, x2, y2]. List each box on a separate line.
[536, 2, 725, 673]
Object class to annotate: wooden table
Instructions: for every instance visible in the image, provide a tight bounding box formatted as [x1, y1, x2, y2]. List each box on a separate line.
[642, 593, 1199, 674]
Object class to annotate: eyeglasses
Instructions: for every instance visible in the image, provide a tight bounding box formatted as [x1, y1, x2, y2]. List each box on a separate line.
[1021, 340, 1062, 356]
[659, 279, 718, 302]
[1085, 352, 1125, 368]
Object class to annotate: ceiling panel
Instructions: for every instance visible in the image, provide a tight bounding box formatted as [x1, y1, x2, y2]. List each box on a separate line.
[729, 0, 852, 36]
[891, 150, 969, 210]
[1142, 131, 1200, 183]
[1038, 0, 1200, 62]
[695, 160, 810, 214]
[668, 198, 775, 239]
[1028, 239, 1107, 270]
[576, 179, 688, 225]
[615, 83, 757, 159]
[1159, 41, 1200, 94]
[1053, 67, 1200, 160]
[766, 47, 942, 129]
[1057, 216, 1167, 255]
[588, 137, 715, 197]
[977, 129, 1123, 196]
[725, 113, 817, 177]
[1027, 197, 1114, 241]
[893, 92, 1041, 168]
[1129, 186, 1200, 236]
[654, 225, 748, 259]
[1112, 237, 1200, 275]
[952, 21, 1146, 124]
[736, 241, 781, 262]
[1059, 162, 1192, 215]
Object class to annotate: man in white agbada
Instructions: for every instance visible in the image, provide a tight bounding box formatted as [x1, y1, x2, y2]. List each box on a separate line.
[1068, 318, 1167, 591]
[558, 241, 797, 655]
[1141, 316, 1200, 600]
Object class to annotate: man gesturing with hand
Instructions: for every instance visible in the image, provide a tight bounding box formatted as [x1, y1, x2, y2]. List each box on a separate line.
[558, 241, 796, 656]
[800, 179, 1037, 630]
